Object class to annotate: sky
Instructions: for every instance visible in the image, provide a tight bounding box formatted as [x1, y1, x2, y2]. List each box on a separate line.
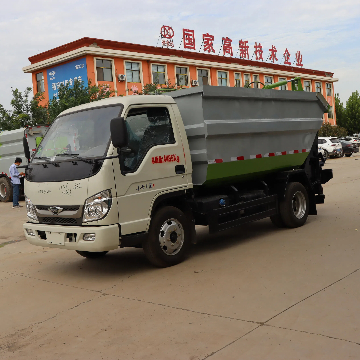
[1, 0, 359, 110]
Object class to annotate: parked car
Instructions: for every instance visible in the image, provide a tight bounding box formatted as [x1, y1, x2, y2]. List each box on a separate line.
[318, 137, 343, 158]
[318, 146, 327, 160]
[339, 139, 359, 157]
[344, 137, 360, 147]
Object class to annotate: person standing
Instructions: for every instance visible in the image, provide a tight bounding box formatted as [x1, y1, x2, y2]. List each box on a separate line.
[9, 158, 25, 208]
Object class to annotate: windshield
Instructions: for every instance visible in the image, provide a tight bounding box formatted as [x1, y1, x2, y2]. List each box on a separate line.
[330, 138, 339, 143]
[34, 105, 122, 161]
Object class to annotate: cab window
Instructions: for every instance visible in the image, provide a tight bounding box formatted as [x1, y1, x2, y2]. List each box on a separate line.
[121, 107, 175, 172]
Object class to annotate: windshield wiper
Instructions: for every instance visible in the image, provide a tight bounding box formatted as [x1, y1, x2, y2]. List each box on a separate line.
[55, 153, 80, 157]
[33, 156, 50, 160]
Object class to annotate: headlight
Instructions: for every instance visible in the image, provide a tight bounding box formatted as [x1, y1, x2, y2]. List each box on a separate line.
[83, 190, 112, 222]
[25, 196, 38, 221]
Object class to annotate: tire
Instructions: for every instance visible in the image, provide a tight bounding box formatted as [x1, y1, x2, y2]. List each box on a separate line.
[143, 206, 192, 267]
[278, 182, 309, 228]
[323, 150, 329, 160]
[339, 149, 344, 157]
[345, 153, 352, 157]
[76, 250, 108, 259]
[0, 177, 12, 202]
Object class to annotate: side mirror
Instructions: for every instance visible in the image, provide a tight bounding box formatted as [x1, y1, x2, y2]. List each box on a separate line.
[23, 136, 30, 162]
[110, 117, 128, 149]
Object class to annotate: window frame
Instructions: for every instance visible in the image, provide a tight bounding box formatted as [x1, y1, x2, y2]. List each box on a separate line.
[124, 60, 142, 84]
[217, 70, 229, 87]
[252, 74, 260, 89]
[243, 73, 251, 87]
[234, 72, 242, 87]
[264, 76, 273, 86]
[36, 72, 45, 93]
[278, 77, 287, 90]
[151, 63, 167, 85]
[326, 83, 333, 97]
[315, 81, 322, 94]
[304, 80, 312, 92]
[196, 67, 211, 86]
[95, 57, 115, 84]
[175, 66, 190, 87]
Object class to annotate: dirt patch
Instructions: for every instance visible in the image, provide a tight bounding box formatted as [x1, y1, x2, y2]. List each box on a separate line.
[0, 328, 33, 353]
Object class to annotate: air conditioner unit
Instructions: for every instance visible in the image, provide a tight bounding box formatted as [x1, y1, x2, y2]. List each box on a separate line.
[192, 80, 199, 86]
[118, 74, 126, 82]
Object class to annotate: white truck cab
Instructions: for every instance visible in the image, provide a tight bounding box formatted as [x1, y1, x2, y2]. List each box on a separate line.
[23, 95, 193, 265]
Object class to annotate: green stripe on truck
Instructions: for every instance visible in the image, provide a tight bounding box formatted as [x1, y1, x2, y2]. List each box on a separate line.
[204, 152, 309, 186]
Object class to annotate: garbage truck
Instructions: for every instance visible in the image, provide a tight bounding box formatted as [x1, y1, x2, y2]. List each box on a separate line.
[22, 86, 332, 267]
[0, 126, 48, 202]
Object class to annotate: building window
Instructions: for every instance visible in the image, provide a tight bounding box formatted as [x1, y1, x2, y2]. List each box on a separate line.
[278, 77, 287, 90]
[197, 69, 209, 86]
[304, 80, 311, 92]
[264, 76, 273, 86]
[152, 64, 166, 85]
[253, 75, 259, 88]
[244, 74, 250, 87]
[326, 83, 332, 96]
[315, 82, 322, 93]
[125, 62, 141, 83]
[96, 59, 113, 82]
[234, 73, 241, 87]
[176, 66, 188, 86]
[36, 72, 44, 93]
[218, 71, 228, 86]
[328, 106, 334, 119]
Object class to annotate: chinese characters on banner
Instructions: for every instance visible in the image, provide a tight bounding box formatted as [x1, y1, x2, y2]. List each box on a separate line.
[159, 26, 303, 67]
[47, 58, 88, 99]
[160, 25, 175, 48]
[183, 29, 195, 50]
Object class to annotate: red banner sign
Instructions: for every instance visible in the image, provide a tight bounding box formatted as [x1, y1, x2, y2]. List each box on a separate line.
[159, 25, 303, 67]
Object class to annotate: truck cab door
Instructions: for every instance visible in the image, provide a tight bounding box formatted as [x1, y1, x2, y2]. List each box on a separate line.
[114, 105, 190, 235]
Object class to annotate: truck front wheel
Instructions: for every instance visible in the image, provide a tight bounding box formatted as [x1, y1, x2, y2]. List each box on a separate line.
[0, 177, 12, 202]
[143, 206, 192, 267]
[279, 182, 309, 228]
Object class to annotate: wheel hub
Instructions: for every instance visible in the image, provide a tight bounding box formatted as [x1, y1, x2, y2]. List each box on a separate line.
[292, 191, 306, 219]
[0, 183, 7, 198]
[158, 218, 184, 256]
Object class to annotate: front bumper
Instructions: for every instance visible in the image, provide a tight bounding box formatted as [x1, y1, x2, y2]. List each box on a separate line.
[329, 148, 341, 156]
[23, 223, 119, 252]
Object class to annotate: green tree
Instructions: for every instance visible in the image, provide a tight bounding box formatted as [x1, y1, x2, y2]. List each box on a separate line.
[345, 91, 360, 135]
[47, 80, 115, 122]
[318, 122, 347, 137]
[335, 93, 347, 129]
[0, 88, 47, 131]
[0, 80, 115, 131]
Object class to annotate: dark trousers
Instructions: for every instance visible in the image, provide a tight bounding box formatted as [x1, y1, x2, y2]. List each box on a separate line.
[12, 184, 19, 206]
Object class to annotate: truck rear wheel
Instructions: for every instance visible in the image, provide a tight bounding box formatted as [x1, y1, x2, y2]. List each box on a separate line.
[76, 251, 108, 259]
[0, 177, 12, 202]
[279, 182, 309, 228]
[143, 206, 192, 267]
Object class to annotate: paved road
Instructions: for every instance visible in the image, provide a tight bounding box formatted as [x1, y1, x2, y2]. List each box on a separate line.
[1, 155, 360, 359]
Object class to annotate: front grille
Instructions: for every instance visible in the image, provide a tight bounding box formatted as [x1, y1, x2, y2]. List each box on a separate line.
[39, 217, 78, 225]
[36, 205, 80, 211]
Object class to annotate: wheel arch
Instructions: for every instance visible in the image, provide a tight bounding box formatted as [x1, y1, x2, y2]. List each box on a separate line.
[150, 190, 191, 217]
[269, 171, 316, 216]
[149, 189, 196, 243]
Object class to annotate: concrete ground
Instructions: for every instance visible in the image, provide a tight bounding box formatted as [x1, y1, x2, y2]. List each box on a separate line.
[0, 154, 360, 359]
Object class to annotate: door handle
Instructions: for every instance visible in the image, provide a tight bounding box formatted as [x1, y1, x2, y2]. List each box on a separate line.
[175, 165, 185, 174]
